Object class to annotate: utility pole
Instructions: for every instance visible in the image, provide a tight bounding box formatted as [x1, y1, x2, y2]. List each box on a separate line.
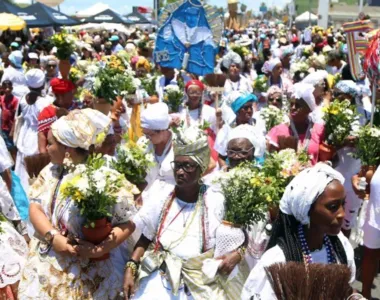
[359, 0, 364, 12]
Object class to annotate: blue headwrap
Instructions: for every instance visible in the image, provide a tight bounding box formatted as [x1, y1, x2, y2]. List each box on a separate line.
[231, 94, 257, 113]
[336, 80, 359, 97]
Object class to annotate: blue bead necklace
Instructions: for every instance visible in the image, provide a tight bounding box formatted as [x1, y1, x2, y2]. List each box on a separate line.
[297, 224, 337, 265]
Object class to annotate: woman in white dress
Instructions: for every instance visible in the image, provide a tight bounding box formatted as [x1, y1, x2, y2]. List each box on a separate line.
[18, 109, 138, 299]
[220, 51, 253, 125]
[140, 103, 175, 205]
[215, 92, 258, 170]
[333, 81, 367, 235]
[241, 163, 356, 300]
[14, 69, 52, 193]
[124, 127, 249, 300]
[178, 80, 217, 161]
[0, 135, 29, 300]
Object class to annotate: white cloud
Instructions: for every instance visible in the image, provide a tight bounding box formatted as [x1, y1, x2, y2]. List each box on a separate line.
[60, 5, 77, 15]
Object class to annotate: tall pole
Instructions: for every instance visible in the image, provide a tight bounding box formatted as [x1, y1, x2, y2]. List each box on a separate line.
[359, 0, 364, 13]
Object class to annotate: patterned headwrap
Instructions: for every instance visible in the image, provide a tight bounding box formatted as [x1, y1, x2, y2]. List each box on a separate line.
[267, 86, 283, 98]
[222, 51, 242, 69]
[335, 80, 360, 97]
[51, 109, 111, 150]
[280, 163, 344, 225]
[173, 126, 210, 173]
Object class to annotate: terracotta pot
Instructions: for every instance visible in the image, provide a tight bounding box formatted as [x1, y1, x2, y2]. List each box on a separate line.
[319, 142, 336, 162]
[59, 59, 71, 80]
[111, 96, 123, 121]
[93, 97, 111, 116]
[82, 218, 112, 261]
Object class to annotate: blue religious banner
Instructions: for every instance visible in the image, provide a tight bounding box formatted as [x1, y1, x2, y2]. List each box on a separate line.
[154, 0, 224, 76]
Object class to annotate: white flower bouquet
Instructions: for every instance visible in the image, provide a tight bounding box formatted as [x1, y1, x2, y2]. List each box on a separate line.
[259, 105, 284, 132]
[60, 154, 125, 228]
[164, 84, 184, 113]
[112, 135, 156, 186]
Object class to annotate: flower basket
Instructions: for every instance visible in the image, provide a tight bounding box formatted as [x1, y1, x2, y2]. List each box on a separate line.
[94, 97, 112, 116]
[82, 218, 112, 261]
[59, 59, 71, 80]
[357, 165, 377, 200]
[318, 142, 336, 162]
[214, 221, 245, 258]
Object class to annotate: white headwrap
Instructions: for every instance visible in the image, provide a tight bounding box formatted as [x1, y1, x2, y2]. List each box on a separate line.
[25, 69, 45, 89]
[267, 58, 282, 72]
[222, 51, 242, 69]
[227, 124, 266, 158]
[280, 162, 345, 225]
[141, 102, 171, 130]
[302, 70, 328, 87]
[293, 82, 316, 111]
[51, 109, 111, 150]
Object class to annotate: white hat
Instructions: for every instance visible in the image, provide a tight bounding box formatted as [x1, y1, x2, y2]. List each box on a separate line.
[25, 69, 45, 89]
[141, 102, 171, 130]
[28, 52, 39, 60]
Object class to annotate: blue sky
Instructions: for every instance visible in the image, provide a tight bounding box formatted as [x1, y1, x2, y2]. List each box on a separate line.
[15, 0, 289, 15]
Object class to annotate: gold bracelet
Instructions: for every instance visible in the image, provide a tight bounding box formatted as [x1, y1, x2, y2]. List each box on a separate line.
[125, 261, 138, 277]
[237, 246, 247, 261]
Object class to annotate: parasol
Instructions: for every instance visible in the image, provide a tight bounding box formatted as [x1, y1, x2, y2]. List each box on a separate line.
[0, 13, 26, 31]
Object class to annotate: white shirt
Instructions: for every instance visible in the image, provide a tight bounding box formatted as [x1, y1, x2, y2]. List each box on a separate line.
[241, 232, 356, 300]
[178, 104, 217, 133]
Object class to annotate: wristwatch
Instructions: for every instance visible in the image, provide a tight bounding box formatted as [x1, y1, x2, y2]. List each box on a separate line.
[44, 229, 60, 244]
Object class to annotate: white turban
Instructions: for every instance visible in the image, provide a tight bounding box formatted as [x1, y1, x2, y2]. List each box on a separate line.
[267, 58, 282, 72]
[280, 162, 345, 225]
[293, 82, 316, 111]
[302, 70, 328, 86]
[51, 109, 111, 150]
[25, 69, 45, 89]
[141, 102, 170, 131]
[227, 124, 266, 158]
[222, 51, 242, 69]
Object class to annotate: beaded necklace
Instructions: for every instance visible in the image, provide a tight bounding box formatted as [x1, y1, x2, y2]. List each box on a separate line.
[185, 102, 203, 128]
[154, 185, 208, 253]
[297, 224, 337, 265]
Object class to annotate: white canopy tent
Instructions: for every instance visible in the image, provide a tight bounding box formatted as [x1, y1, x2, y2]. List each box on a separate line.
[68, 22, 135, 34]
[75, 3, 110, 19]
[295, 11, 318, 22]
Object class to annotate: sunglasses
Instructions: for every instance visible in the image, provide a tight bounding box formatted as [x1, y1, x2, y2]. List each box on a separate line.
[268, 97, 282, 103]
[227, 146, 254, 158]
[171, 161, 199, 173]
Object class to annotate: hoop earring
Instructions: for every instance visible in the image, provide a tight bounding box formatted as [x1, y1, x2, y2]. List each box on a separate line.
[198, 177, 204, 186]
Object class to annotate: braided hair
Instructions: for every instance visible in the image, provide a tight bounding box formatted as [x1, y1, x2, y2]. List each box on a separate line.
[266, 211, 348, 265]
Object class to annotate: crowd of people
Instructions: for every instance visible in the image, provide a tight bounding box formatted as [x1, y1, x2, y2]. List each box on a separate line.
[0, 15, 379, 300]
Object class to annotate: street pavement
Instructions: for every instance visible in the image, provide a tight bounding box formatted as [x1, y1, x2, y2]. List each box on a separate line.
[353, 246, 380, 299]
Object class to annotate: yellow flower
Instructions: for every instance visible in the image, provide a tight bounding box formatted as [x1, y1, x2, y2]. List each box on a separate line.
[321, 106, 329, 113]
[329, 109, 339, 115]
[250, 177, 260, 187]
[74, 190, 84, 202]
[96, 132, 106, 146]
[59, 181, 69, 194]
[266, 195, 272, 202]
